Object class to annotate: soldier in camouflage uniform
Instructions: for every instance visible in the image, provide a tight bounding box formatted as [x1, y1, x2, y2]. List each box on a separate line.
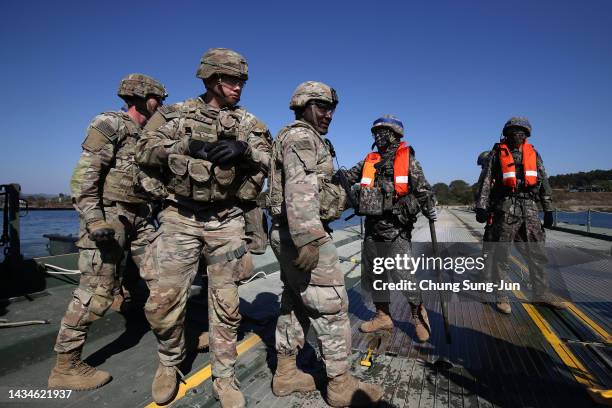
[475, 116, 565, 310]
[476, 149, 513, 314]
[135, 48, 271, 407]
[269, 81, 384, 407]
[339, 115, 437, 342]
[48, 74, 167, 391]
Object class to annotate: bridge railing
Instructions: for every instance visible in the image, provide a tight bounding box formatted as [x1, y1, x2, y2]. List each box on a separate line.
[547, 209, 612, 233]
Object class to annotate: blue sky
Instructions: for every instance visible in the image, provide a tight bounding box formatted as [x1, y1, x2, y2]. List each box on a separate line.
[1, 0, 611, 194]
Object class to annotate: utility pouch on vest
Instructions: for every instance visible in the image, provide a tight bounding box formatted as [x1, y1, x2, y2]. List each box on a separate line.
[319, 180, 346, 221]
[189, 159, 214, 201]
[103, 168, 146, 204]
[217, 110, 242, 140]
[381, 181, 395, 212]
[237, 171, 265, 201]
[211, 164, 235, 186]
[358, 187, 384, 216]
[393, 194, 420, 225]
[167, 154, 214, 201]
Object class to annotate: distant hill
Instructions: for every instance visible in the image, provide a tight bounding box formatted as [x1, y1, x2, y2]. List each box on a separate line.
[548, 169, 612, 191]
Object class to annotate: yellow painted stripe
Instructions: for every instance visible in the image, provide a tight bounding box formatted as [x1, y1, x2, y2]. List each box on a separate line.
[508, 255, 611, 343]
[144, 334, 262, 408]
[566, 303, 612, 344]
[506, 255, 611, 401]
[522, 303, 596, 387]
[587, 387, 612, 405]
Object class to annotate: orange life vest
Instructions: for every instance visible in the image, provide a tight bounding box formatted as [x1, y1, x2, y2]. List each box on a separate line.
[360, 142, 410, 196]
[499, 142, 537, 189]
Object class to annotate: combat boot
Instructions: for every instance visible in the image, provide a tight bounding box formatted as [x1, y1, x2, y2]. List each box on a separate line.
[213, 376, 245, 408]
[495, 295, 512, 315]
[411, 303, 431, 342]
[359, 302, 393, 333]
[535, 292, 567, 310]
[152, 363, 180, 405]
[326, 372, 384, 407]
[272, 354, 316, 396]
[196, 332, 209, 352]
[48, 350, 111, 390]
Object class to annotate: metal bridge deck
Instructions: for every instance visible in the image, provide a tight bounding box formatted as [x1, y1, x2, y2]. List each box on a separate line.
[0, 209, 609, 407]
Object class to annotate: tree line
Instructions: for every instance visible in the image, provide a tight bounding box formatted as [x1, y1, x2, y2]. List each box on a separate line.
[548, 169, 612, 191]
[433, 169, 612, 205]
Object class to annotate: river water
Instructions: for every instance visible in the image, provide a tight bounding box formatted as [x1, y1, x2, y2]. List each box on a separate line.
[0, 208, 609, 262]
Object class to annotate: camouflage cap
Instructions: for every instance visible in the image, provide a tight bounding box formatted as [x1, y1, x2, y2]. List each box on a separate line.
[289, 81, 339, 110]
[117, 73, 167, 100]
[502, 116, 532, 136]
[477, 151, 490, 167]
[196, 48, 248, 80]
[371, 114, 404, 137]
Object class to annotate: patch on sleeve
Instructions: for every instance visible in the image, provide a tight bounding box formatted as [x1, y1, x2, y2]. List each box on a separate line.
[82, 128, 112, 152]
[290, 139, 317, 172]
[92, 118, 118, 139]
[158, 104, 181, 119]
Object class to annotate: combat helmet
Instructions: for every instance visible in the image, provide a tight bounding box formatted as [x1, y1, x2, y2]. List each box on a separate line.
[371, 114, 404, 137]
[477, 151, 490, 167]
[289, 81, 338, 110]
[196, 48, 248, 80]
[118, 73, 167, 100]
[502, 116, 532, 137]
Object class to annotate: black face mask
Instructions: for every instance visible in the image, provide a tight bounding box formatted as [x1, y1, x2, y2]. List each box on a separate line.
[373, 128, 396, 151]
[506, 129, 527, 148]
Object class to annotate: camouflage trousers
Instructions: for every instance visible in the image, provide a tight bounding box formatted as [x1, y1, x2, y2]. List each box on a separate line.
[54, 203, 154, 353]
[489, 209, 548, 295]
[270, 223, 351, 378]
[140, 203, 253, 377]
[362, 233, 422, 305]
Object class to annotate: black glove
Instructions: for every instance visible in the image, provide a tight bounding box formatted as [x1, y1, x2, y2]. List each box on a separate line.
[206, 140, 248, 164]
[475, 208, 488, 223]
[423, 206, 437, 221]
[543, 211, 554, 228]
[188, 139, 215, 160]
[331, 169, 345, 184]
[88, 220, 115, 242]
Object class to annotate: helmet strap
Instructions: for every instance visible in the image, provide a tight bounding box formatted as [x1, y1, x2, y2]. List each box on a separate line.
[309, 103, 319, 130]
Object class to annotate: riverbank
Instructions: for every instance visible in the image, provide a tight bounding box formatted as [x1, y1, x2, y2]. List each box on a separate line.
[552, 190, 612, 211]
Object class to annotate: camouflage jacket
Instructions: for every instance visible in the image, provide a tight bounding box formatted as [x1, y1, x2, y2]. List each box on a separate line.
[70, 111, 146, 227]
[343, 142, 434, 238]
[269, 120, 345, 248]
[136, 96, 271, 206]
[475, 143, 553, 213]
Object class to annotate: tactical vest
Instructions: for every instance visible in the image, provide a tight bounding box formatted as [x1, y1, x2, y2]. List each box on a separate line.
[269, 121, 346, 221]
[162, 99, 268, 203]
[101, 112, 150, 204]
[499, 142, 537, 189]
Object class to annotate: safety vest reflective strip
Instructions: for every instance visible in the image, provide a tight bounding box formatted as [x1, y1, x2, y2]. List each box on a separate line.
[360, 153, 380, 186]
[360, 142, 410, 196]
[499, 142, 537, 188]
